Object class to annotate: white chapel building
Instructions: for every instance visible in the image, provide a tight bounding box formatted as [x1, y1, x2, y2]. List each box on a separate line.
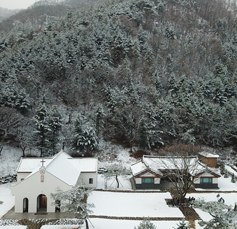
[11, 151, 98, 213]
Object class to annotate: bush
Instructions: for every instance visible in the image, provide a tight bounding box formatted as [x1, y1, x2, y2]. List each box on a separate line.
[134, 218, 156, 229]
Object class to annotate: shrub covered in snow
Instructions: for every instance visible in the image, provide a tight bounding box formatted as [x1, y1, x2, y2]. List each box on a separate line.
[134, 218, 157, 229]
[174, 219, 189, 229]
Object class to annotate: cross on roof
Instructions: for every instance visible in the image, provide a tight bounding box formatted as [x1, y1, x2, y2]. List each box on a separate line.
[40, 158, 45, 167]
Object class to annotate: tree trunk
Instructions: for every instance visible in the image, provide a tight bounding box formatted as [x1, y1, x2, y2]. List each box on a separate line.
[180, 195, 186, 204]
[22, 147, 26, 157]
[115, 174, 119, 188]
[85, 219, 89, 229]
[0, 146, 3, 156]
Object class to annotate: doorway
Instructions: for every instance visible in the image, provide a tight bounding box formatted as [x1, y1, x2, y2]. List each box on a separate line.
[37, 194, 47, 212]
[23, 198, 29, 213]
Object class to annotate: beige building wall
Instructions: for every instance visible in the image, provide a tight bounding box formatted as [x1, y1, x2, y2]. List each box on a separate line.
[135, 178, 142, 184]
[154, 178, 160, 184]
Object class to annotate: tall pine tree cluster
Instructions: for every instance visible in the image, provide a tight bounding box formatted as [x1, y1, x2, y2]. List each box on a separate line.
[0, 0, 237, 154]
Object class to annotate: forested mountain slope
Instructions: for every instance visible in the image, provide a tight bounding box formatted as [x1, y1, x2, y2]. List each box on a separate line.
[0, 0, 237, 157]
[0, 8, 20, 22]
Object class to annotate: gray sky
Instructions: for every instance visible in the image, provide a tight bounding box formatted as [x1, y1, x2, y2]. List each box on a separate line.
[0, 0, 37, 9]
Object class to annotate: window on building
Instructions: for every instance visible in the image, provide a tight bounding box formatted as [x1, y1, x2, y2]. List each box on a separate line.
[89, 178, 93, 184]
[200, 178, 212, 183]
[142, 178, 154, 184]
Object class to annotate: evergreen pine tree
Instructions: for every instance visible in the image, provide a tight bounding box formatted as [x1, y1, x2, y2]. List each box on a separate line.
[220, 161, 225, 175]
[34, 103, 50, 157]
[134, 218, 156, 229]
[138, 120, 150, 150]
[224, 169, 229, 178]
[47, 106, 62, 155]
[234, 203, 237, 211]
[95, 104, 104, 138]
[174, 220, 189, 229]
[72, 114, 98, 155]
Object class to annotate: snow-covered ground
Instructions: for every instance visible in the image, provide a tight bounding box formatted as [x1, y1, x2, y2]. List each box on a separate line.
[218, 175, 237, 190]
[0, 184, 15, 219]
[226, 165, 237, 178]
[186, 193, 237, 223]
[0, 147, 22, 177]
[88, 191, 184, 218]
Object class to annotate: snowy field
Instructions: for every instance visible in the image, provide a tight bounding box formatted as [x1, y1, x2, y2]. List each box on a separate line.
[0, 184, 15, 219]
[88, 191, 184, 218]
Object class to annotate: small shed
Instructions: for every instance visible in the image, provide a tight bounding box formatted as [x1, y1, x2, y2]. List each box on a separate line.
[198, 152, 219, 168]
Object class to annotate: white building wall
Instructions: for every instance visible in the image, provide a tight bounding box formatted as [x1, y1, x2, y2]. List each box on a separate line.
[17, 173, 31, 182]
[154, 178, 160, 184]
[12, 170, 71, 213]
[135, 178, 142, 184]
[212, 178, 218, 184]
[193, 177, 200, 184]
[77, 172, 97, 188]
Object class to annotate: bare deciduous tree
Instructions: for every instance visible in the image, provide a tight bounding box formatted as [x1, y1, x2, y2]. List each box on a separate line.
[159, 154, 200, 203]
[16, 120, 35, 157]
[0, 107, 24, 155]
[103, 163, 131, 189]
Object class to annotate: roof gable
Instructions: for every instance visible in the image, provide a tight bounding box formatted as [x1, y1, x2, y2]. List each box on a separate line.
[131, 161, 163, 177]
[194, 168, 221, 178]
[134, 169, 163, 178]
[45, 151, 80, 185]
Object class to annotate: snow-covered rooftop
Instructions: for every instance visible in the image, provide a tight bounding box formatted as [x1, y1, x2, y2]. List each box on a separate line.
[17, 151, 98, 186]
[16, 158, 52, 172]
[46, 151, 80, 185]
[131, 161, 148, 176]
[198, 151, 219, 158]
[143, 155, 198, 171]
[69, 158, 98, 172]
[131, 155, 220, 177]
